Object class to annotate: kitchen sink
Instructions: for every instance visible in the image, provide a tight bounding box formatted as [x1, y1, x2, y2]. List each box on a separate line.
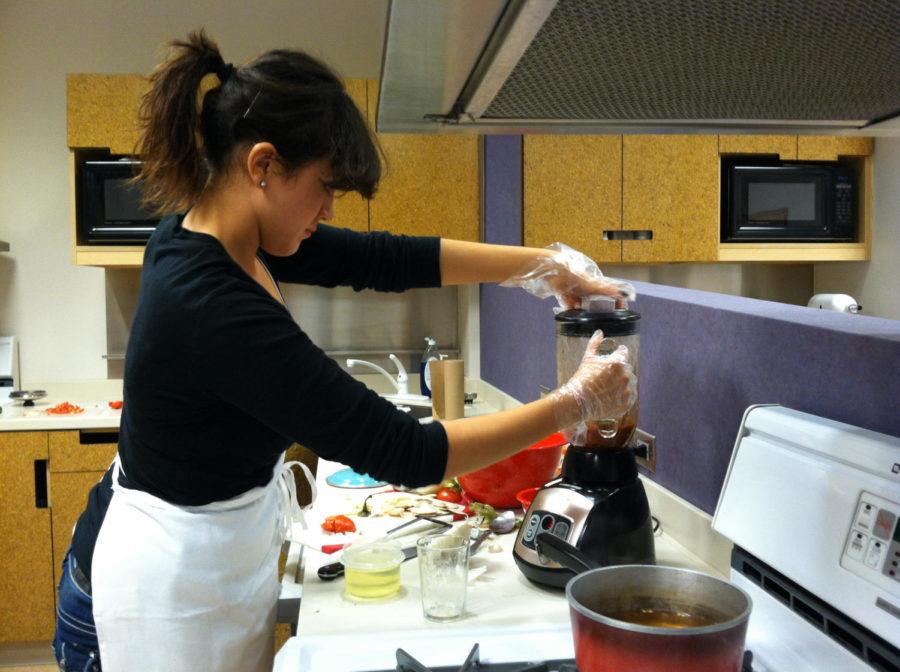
[397, 404, 433, 421]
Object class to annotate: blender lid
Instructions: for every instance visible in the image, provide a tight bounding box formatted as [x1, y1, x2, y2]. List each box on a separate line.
[555, 309, 640, 336]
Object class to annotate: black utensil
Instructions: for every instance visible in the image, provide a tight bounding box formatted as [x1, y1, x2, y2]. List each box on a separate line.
[534, 532, 601, 575]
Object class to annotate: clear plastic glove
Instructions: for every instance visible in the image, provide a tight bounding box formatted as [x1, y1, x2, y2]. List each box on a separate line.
[551, 330, 638, 446]
[501, 243, 636, 310]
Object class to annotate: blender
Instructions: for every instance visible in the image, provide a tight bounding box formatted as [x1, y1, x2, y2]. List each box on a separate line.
[513, 299, 655, 588]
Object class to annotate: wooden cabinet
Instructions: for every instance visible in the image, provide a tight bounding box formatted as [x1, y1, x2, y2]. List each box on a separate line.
[331, 79, 370, 234]
[524, 134, 720, 264]
[524, 133, 874, 265]
[797, 136, 874, 161]
[622, 135, 719, 263]
[0, 429, 117, 643]
[366, 82, 480, 241]
[0, 432, 55, 642]
[719, 135, 797, 160]
[66, 76, 480, 267]
[523, 135, 622, 263]
[48, 431, 118, 591]
[717, 135, 873, 262]
[67, 74, 147, 154]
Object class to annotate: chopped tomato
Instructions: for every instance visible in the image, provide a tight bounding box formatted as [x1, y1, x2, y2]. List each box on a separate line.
[46, 401, 84, 415]
[435, 487, 462, 504]
[108, 400, 123, 410]
[321, 514, 356, 534]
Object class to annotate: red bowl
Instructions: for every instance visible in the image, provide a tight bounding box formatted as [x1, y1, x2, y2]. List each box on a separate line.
[458, 432, 565, 508]
[516, 487, 541, 513]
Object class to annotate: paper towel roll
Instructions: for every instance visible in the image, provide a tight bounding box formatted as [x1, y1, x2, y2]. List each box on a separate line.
[431, 359, 465, 420]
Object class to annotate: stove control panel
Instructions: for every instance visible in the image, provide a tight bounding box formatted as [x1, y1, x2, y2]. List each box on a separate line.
[841, 491, 900, 596]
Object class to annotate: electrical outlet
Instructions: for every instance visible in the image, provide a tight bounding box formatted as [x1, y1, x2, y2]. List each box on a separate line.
[632, 428, 656, 474]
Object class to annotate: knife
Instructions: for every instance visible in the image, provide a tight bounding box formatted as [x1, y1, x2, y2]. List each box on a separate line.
[317, 544, 418, 581]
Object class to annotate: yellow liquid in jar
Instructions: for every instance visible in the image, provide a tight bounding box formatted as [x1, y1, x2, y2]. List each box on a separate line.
[344, 565, 401, 599]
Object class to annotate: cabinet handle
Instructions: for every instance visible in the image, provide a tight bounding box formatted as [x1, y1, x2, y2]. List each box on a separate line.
[603, 230, 653, 241]
[79, 429, 119, 445]
[34, 459, 48, 509]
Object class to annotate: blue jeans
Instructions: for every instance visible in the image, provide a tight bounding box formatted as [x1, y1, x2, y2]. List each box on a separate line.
[53, 551, 101, 672]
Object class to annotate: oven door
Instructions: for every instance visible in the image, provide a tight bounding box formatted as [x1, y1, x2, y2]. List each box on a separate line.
[722, 161, 849, 242]
[79, 158, 162, 244]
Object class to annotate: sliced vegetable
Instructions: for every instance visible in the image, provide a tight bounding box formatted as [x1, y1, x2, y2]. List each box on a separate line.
[108, 400, 123, 410]
[321, 515, 356, 534]
[46, 402, 84, 415]
[469, 501, 499, 525]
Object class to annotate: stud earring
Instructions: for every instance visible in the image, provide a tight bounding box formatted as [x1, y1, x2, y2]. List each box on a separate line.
[259, 179, 267, 188]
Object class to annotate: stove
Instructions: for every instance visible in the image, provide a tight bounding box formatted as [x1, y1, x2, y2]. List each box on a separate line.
[360, 643, 758, 672]
[714, 405, 900, 672]
[280, 405, 898, 672]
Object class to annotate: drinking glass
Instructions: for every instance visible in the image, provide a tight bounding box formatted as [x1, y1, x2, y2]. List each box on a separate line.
[417, 533, 469, 621]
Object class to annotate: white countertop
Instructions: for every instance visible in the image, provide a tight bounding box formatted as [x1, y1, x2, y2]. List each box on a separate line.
[279, 459, 723, 671]
[0, 399, 122, 430]
[0, 375, 499, 432]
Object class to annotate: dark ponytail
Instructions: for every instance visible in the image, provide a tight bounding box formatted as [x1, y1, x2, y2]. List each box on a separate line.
[135, 29, 381, 215]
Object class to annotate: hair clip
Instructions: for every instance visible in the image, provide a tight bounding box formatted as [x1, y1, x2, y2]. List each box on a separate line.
[242, 90, 261, 119]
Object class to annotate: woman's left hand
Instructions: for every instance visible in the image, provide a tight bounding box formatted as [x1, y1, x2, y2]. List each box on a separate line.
[501, 243, 635, 310]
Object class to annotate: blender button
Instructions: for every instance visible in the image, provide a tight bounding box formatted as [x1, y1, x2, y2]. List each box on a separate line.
[540, 515, 554, 530]
[553, 522, 570, 539]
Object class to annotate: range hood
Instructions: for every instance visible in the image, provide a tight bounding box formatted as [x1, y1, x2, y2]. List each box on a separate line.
[378, 0, 900, 135]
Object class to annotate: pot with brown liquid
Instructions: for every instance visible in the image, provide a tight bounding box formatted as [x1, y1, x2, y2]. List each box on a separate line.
[537, 534, 752, 672]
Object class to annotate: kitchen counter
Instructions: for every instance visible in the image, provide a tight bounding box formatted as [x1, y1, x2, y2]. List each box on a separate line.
[0, 379, 124, 430]
[0, 374, 498, 432]
[277, 459, 723, 671]
[0, 400, 122, 430]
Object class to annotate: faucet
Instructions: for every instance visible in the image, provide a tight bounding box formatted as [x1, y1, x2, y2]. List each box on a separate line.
[346, 354, 429, 403]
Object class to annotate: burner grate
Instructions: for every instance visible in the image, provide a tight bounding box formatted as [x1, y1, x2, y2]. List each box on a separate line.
[363, 643, 757, 672]
[390, 644, 576, 672]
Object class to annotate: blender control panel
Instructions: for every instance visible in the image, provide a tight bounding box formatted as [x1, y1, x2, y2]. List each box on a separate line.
[521, 510, 574, 551]
[840, 491, 900, 597]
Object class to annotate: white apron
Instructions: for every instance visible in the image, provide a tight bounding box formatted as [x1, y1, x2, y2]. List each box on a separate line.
[92, 454, 314, 672]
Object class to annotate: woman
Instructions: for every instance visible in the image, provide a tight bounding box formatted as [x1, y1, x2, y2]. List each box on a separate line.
[53, 31, 637, 672]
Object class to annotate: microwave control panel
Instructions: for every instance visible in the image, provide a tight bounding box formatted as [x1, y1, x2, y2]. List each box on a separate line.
[833, 173, 855, 230]
[841, 491, 900, 598]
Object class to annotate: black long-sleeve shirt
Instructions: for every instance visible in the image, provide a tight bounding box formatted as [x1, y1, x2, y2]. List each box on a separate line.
[71, 216, 449, 579]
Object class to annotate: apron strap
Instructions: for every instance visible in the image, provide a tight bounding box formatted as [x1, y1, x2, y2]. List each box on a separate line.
[278, 460, 317, 541]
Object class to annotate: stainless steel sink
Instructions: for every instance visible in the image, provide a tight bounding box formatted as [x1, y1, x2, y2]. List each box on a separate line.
[398, 404, 433, 421]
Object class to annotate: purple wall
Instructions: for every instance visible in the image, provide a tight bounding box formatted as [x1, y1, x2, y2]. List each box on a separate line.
[481, 136, 559, 402]
[480, 135, 900, 514]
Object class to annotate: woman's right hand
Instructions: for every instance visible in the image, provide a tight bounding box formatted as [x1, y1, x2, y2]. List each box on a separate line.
[552, 330, 638, 438]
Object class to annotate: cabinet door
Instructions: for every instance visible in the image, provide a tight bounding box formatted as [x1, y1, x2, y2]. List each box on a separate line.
[48, 431, 118, 591]
[797, 136, 874, 161]
[718, 135, 797, 160]
[50, 471, 107, 592]
[0, 432, 55, 641]
[523, 135, 622, 264]
[331, 79, 370, 233]
[622, 135, 719, 263]
[67, 74, 148, 154]
[367, 82, 480, 241]
[49, 430, 118, 472]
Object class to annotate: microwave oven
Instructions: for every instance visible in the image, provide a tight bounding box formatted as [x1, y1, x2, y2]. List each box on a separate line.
[77, 155, 178, 244]
[721, 158, 856, 243]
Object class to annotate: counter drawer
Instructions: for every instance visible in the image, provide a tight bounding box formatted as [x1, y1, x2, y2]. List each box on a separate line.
[49, 430, 118, 472]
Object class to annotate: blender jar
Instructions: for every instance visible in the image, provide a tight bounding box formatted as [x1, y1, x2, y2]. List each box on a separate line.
[555, 301, 640, 450]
